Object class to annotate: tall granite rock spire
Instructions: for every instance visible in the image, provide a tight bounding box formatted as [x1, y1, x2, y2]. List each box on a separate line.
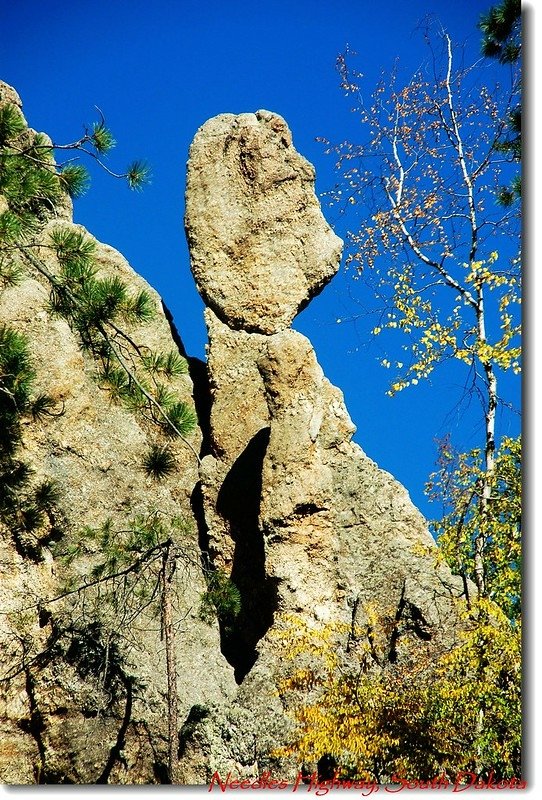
[183, 110, 467, 754]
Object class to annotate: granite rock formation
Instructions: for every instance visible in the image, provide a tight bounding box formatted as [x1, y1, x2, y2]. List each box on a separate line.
[179, 111, 467, 778]
[0, 87, 467, 784]
[185, 111, 342, 334]
[0, 82, 236, 784]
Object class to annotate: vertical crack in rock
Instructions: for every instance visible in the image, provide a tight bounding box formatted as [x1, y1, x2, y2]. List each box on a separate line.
[23, 668, 48, 784]
[216, 427, 279, 682]
[95, 674, 133, 784]
[161, 300, 214, 458]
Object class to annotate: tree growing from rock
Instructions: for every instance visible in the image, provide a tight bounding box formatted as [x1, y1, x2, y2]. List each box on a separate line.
[0, 88, 208, 783]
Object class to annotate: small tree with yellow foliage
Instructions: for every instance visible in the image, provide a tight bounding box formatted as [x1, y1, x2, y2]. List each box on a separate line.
[308, 24, 522, 776]
[322, 26, 521, 600]
[274, 603, 521, 782]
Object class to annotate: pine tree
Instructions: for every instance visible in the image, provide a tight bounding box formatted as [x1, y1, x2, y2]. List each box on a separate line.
[0, 91, 198, 782]
[479, 0, 521, 205]
[479, 0, 521, 63]
[0, 95, 198, 463]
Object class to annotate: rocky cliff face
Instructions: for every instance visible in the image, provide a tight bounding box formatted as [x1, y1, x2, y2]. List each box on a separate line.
[0, 81, 236, 784]
[0, 84, 465, 784]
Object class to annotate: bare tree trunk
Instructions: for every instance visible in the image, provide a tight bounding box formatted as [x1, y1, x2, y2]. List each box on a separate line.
[473, 285, 498, 598]
[473, 287, 498, 773]
[161, 545, 179, 783]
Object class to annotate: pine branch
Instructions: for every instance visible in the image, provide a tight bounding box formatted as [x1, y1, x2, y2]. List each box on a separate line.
[3, 540, 171, 617]
[97, 327, 201, 464]
[21, 248, 201, 465]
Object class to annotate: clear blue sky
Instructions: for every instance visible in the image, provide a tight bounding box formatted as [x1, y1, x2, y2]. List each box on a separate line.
[0, 0, 520, 521]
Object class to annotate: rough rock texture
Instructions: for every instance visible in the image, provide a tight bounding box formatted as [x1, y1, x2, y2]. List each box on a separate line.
[183, 112, 467, 774]
[185, 111, 342, 334]
[0, 82, 237, 784]
[0, 238, 238, 782]
[1, 87, 467, 785]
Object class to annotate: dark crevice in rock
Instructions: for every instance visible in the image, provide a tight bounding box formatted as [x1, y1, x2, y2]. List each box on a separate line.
[388, 583, 407, 664]
[153, 761, 171, 784]
[190, 480, 212, 569]
[318, 754, 338, 780]
[12, 531, 43, 563]
[389, 584, 433, 663]
[187, 356, 213, 458]
[24, 669, 46, 780]
[24, 667, 73, 784]
[135, 719, 170, 784]
[239, 147, 257, 184]
[216, 427, 279, 683]
[22, 669, 46, 783]
[38, 607, 52, 628]
[178, 704, 210, 758]
[405, 602, 433, 642]
[293, 502, 328, 517]
[161, 300, 190, 360]
[96, 674, 134, 784]
[346, 595, 361, 654]
[161, 300, 212, 458]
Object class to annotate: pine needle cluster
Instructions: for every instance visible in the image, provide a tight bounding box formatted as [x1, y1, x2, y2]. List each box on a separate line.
[199, 568, 242, 628]
[0, 96, 197, 470]
[0, 325, 62, 559]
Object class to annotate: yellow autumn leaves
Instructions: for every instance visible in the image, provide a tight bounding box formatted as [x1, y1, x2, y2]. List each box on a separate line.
[365, 253, 521, 395]
[273, 599, 521, 781]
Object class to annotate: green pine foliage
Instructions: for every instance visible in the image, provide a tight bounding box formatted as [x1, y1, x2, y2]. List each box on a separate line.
[0, 324, 61, 558]
[0, 96, 197, 780]
[0, 129, 62, 244]
[479, 0, 521, 205]
[0, 103, 26, 144]
[0, 324, 35, 413]
[142, 444, 177, 480]
[59, 512, 193, 622]
[41, 224, 197, 452]
[479, 0, 521, 64]
[90, 120, 116, 155]
[199, 568, 242, 627]
[58, 164, 90, 199]
[1, 100, 193, 463]
[0, 99, 149, 247]
[126, 160, 152, 191]
[160, 397, 197, 438]
[141, 350, 189, 378]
